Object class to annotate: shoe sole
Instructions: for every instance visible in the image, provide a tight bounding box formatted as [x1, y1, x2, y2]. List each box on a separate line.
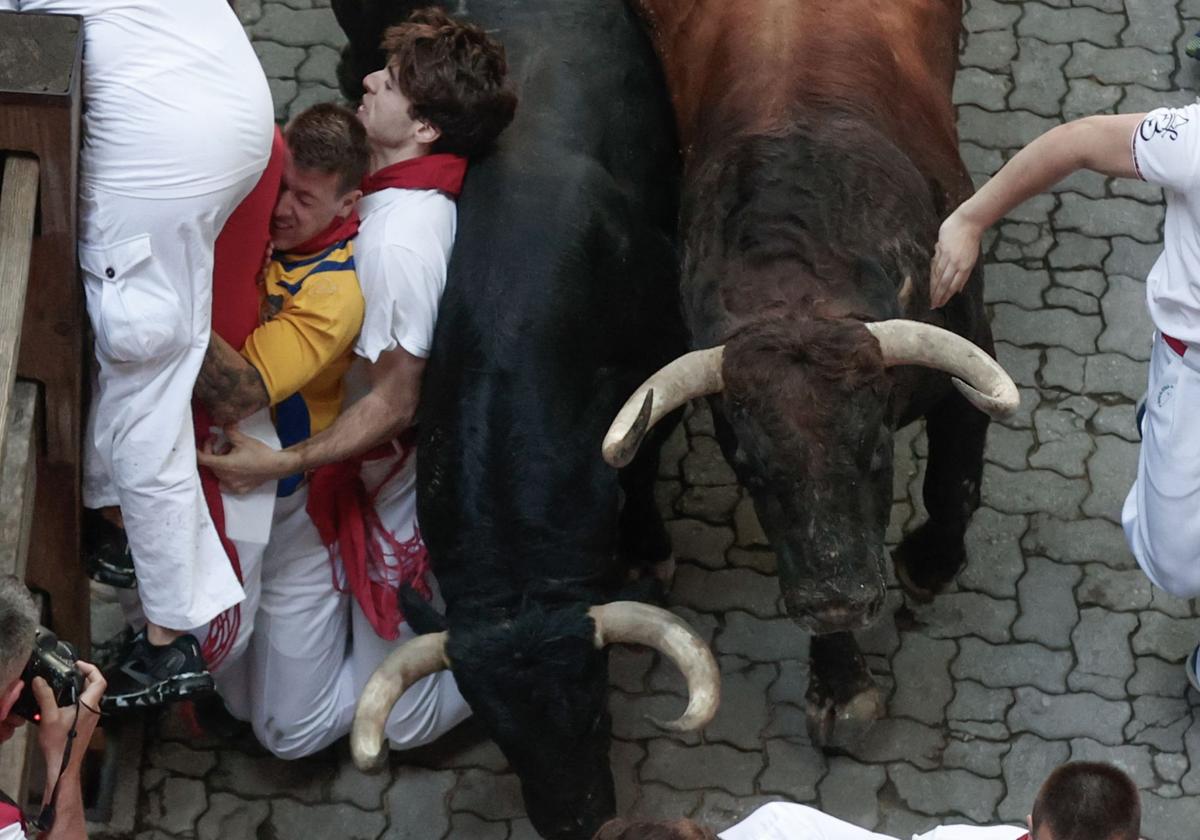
[101, 672, 214, 713]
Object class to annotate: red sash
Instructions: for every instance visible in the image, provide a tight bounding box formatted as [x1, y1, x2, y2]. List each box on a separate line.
[361, 153, 467, 197]
[287, 211, 360, 257]
[194, 127, 286, 669]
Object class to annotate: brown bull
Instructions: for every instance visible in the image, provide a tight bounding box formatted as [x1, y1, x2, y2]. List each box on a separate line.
[608, 0, 1018, 745]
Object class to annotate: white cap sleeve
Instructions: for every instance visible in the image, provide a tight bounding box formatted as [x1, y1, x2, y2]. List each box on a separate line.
[1133, 104, 1200, 191]
[354, 242, 445, 362]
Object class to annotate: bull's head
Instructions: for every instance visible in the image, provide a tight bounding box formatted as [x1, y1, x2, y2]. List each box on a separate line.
[603, 318, 1018, 635]
[351, 601, 719, 839]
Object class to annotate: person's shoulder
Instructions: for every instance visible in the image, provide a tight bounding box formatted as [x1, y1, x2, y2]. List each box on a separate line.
[912, 825, 1028, 840]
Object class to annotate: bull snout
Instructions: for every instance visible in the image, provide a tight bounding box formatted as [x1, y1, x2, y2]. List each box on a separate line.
[784, 586, 885, 634]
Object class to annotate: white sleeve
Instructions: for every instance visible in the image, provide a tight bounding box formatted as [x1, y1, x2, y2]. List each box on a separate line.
[0, 821, 25, 840]
[1132, 104, 1200, 191]
[0, 2, 21, 10]
[354, 242, 445, 363]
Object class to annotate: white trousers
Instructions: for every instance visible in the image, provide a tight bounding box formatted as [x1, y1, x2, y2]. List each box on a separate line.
[1122, 331, 1200, 598]
[79, 177, 265, 630]
[241, 467, 470, 760]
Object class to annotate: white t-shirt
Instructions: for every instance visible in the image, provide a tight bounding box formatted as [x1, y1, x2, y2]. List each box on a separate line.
[1132, 103, 1200, 344]
[353, 186, 456, 362]
[0, 0, 272, 199]
[719, 805, 1026, 840]
[0, 823, 21, 840]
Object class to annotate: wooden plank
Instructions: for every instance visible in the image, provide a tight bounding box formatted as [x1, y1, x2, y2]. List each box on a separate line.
[0, 155, 38, 468]
[0, 380, 39, 578]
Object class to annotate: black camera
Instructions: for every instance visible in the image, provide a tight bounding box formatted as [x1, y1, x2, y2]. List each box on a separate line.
[11, 627, 83, 724]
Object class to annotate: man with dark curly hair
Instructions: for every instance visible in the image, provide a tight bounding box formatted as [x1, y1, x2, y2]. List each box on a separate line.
[201, 6, 516, 757]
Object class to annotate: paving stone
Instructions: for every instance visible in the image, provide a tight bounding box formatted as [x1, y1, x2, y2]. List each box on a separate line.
[676, 484, 741, 524]
[144, 778, 208, 835]
[950, 720, 1011, 741]
[1066, 670, 1128, 700]
[382, 767, 456, 840]
[686, 403, 716, 436]
[998, 734, 1069, 821]
[1082, 435, 1139, 521]
[1068, 738, 1156, 788]
[954, 67, 1011, 110]
[270, 799, 386, 840]
[995, 342, 1040, 388]
[197, 793, 270, 840]
[704, 663, 773, 749]
[1062, 78, 1123, 120]
[267, 77, 298, 120]
[1048, 231, 1110, 269]
[509, 818, 541, 840]
[1066, 44, 1175, 90]
[759, 740, 826, 800]
[844, 718, 947, 771]
[1082, 352, 1148, 401]
[1044, 286, 1099, 314]
[890, 764, 1003, 822]
[1106, 236, 1163, 279]
[328, 753, 392, 811]
[146, 741, 218, 778]
[1029, 403, 1093, 477]
[693, 792, 785, 834]
[297, 44, 341, 83]
[962, 142, 1005, 180]
[671, 564, 780, 617]
[211, 749, 331, 801]
[1013, 556, 1081, 648]
[248, 4, 345, 47]
[947, 680, 1014, 722]
[941, 736, 1009, 777]
[1052, 268, 1107, 297]
[656, 480, 684, 512]
[1181, 717, 1200, 794]
[1022, 512, 1133, 567]
[446, 811, 507, 840]
[1110, 175, 1163, 204]
[958, 106, 1058, 149]
[953, 638, 1072, 692]
[1099, 275, 1154, 361]
[1017, 3, 1123, 46]
[1078, 564, 1153, 612]
[991, 303, 1101, 354]
[1128, 695, 1194, 750]
[727, 546, 777, 575]
[768, 659, 810, 706]
[288, 84, 341, 120]
[1057, 193, 1163, 243]
[628, 782, 703, 821]
[642, 740, 760, 795]
[984, 424, 1034, 471]
[612, 739, 646, 813]
[682, 438, 738, 486]
[960, 508, 1027, 598]
[959, 31, 1019, 72]
[1142, 790, 1200, 840]
[1091, 403, 1140, 443]
[1155, 752, 1188, 785]
[963, 0, 1021, 32]
[716, 611, 807, 662]
[1009, 38, 1070, 117]
[1073, 606, 1137, 681]
[1133, 613, 1200, 662]
[732, 496, 767, 547]
[1129, 655, 1191, 699]
[666, 520, 734, 569]
[818, 759, 885, 828]
[451, 770, 526, 820]
[912, 591, 1016, 644]
[1150, 587, 1196, 619]
[1039, 347, 1085, 393]
[981, 463, 1087, 518]
[658, 424, 689, 478]
[253, 40, 306, 78]
[889, 634, 957, 725]
[1008, 687, 1131, 744]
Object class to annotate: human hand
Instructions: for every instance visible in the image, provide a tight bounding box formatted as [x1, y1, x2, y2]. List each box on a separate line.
[198, 426, 297, 494]
[930, 212, 984, 309]
[0, 708, 24, 744]
[35, 661, 104, 784]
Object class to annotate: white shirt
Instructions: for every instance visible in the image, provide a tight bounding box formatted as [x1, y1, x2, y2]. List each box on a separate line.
[1132, 103, 1200, 344]
[719, 804, 1027, 840]
[353, 186, 457, 362]
[0, 0, 272, 199]
[0, 823, 21, 840]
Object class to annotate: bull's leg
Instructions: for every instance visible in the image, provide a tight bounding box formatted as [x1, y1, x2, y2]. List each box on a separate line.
[893, 384, 989, 602]
[618, 416, 679, 585]
[805, 631, 884, 748]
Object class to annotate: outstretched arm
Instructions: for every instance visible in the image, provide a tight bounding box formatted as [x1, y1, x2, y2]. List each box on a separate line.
[198, 345, 424, 493]
[931, 112, 1145, 308]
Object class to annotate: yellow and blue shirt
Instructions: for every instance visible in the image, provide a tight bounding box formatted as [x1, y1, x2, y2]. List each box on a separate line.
[242, 237, 364, 496]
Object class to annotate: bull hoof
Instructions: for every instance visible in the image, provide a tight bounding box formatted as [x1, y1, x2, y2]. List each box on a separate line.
[893, 520, 965, 603]
[804, 684, 885, 749]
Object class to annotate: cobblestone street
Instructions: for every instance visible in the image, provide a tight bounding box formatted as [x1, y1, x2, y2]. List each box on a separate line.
[96, 1, 1200, 837]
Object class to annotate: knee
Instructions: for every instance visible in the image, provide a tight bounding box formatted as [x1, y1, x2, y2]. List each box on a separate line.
[383, 673, 472, 750]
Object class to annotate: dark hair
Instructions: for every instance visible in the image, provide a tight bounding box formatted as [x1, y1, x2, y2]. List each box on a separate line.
[381, 7, 517, 157]
[1031, 762, 1140, 840]
[592, 818, 719, 840]
[0, 575, 37, 687]
[284, 102, 370, 194]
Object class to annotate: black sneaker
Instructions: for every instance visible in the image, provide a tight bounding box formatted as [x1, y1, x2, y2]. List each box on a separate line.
[100, 630, 214, 713]
[83, 508, 137, 589]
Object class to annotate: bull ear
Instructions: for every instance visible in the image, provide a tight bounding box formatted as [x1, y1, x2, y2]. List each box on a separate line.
[399, 585, 448, 634]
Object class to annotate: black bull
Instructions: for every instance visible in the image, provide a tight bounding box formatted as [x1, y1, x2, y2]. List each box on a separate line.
[331, 2, 718, 839]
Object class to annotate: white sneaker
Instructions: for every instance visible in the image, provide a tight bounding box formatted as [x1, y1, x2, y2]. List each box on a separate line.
[1187, 644, 1200, 694]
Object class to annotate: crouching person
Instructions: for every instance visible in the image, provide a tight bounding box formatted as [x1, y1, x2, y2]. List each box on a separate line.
[0, 577, 106, 839]
[201, 7, 518, 757]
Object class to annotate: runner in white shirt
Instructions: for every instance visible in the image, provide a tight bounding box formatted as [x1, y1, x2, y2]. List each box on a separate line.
[199, 7, 517, 758]
[718, 805, 1024, 840]
[930, 104, 1200, 693]
[0, 1, 274, 708]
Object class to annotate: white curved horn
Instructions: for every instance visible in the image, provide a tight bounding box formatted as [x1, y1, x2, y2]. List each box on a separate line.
[589, 601, 720, 731]
[865, 320, 1019, 419]
[351, 632, 450, 771]
[601, 347, 724, 468]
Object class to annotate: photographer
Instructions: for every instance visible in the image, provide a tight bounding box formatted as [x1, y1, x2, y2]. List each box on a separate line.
[0, 577, 105, 839]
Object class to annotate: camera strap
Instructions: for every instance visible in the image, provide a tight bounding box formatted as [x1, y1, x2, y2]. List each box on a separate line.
[26, 698, 80, 833]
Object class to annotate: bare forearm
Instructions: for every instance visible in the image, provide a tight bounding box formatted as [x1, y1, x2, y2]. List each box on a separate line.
[42, 774, 86, 840]
[195, 336, 269, 425]
[288, 389, 413, 472]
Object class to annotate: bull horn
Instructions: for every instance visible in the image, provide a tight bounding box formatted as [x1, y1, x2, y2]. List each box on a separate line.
[351, 631, 450, 772]
[864, 320, 1019, 419]
[589, 601, 720, 732]
[601, 347, 724, 468]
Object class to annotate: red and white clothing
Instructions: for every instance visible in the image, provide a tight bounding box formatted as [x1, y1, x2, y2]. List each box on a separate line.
[718, 804, 1026, 840]
[2, 0, 274, 630]
[1123, 104, 1200, 598]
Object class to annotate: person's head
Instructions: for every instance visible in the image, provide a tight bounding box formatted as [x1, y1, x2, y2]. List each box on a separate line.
[271, 103, 370, 252]
[359, 7, 517, 162]
[591, 818, 718, 840]
[0, 576, 37, 718]
[1030, 762, 1140, 840]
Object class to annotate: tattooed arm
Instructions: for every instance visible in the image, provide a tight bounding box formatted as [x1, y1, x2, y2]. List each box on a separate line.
[195, 333, 270, 425]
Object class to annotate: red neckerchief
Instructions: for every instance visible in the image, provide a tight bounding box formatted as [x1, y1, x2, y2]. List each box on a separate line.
[286, 211, 361, 257]
[361, 153, 467, 198]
